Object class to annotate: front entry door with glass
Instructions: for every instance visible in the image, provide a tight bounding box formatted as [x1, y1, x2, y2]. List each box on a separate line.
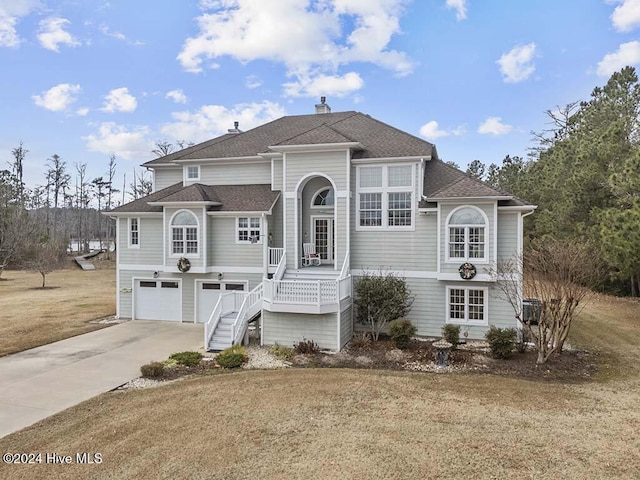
[313, 217, 334, 264]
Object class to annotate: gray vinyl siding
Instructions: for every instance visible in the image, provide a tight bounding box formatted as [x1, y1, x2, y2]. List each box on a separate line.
[118, 217, 163, 266]
[207, 216, 263, 267]
[285, 197, 296, 268]
[196, 162, 271, 185]
[153, 168, 183, 190]
[439, 202, 496, 274]
[497, 212, 519, 261]
[339, 304, 353, 349]
[262, 310, 338, 350]
[270, 197, 283, 249]
[272, 159, 283, 190]
[165, 207, 205, 269]
[284, 151, 348, 192]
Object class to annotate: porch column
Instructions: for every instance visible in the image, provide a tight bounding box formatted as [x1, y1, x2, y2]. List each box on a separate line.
[262, 213, 268, 277]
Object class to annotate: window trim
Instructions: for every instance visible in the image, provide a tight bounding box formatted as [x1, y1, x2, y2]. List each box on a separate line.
[128, 217, 140, 249]
[446, 285, 489, 326]
[355, 163, 415, 231]
[236, 216, 263, 244]
[169, 209, 200, 258]
[185, 165, 200, 181]
[310, 187, 334, 209]
[445, 205, 489, 264]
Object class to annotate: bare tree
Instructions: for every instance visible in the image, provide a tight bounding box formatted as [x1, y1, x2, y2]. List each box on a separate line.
[10, 141, 27, 202]
[491, 239, 605, 364]
[152, 140, 194, 158]
[130, 168, 152, 199]
[45, 154, 70, 237]
[104, 155, 119, 259]
[23, 237, 66, 288]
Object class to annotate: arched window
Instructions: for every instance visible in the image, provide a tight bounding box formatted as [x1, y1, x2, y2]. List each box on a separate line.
[312, 187, 334, 207]
[171, 211, 198, 255]
[447, 206, 487, 261]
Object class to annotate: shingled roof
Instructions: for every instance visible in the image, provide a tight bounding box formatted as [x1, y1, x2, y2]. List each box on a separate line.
[143, 111, 436, 166]
[109, 184, 280, 214]
[421, 159, 530, 206]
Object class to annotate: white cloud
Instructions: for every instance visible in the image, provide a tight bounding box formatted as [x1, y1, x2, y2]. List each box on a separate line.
[166, 89, 188, 104]
[497, 43, 536, 83]
[445, 0, 467, 20]
[245, 75, 262, 89]
[101, 87, 137, 113]
[0, 0, 40, 47]
[283, 71, 364, 97]
[32, 83, 81, 111]
[84, 122, 153, 160]
[177, 0, 413, 97]
[419, 120, 466, 140]
[610, 0, 640, 32]
[37, 17, 80, 52]
[597, 41, 640, 76]
[478, 117, 512, 136]
[76, 107, 89, 116]
[161, 101, 286, 144]
[99, 24, 125, 40]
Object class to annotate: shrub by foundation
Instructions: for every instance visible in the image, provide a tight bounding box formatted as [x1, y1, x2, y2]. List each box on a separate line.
[485, 326, 517, 359]
[140, 361, 165, 378]
[442, 324, 461, 349]
[388, 319, 417, 350]
[169, 351, 203, 367]
[294, 339, 320, 354]
[216, 345, 248, 368]
[269, 344, 295, 361]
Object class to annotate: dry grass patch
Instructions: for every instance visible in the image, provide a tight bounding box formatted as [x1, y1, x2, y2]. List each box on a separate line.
[0, 265, 116, 356]
[0, 369, 638, 479]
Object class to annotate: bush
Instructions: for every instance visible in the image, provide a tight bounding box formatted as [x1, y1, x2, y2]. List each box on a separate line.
[442, 324, 461, 349]
[485, 326, 517, 359]
[169, 351, 203, 367]
[350, 332, 372, 349]
[269, 344, 295, 361]
[294, 339, 320, 354]
[388, 318, 416, 350]
[140, 361, 165, 378]
[216, 345, 247, 368]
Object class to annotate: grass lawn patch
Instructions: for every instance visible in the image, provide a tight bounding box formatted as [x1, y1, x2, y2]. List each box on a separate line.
[0, 264, 116, 356]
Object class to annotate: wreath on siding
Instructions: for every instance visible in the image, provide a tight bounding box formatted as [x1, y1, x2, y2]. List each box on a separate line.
[177, 257, 191, 273]
[458, 262, 476, 280]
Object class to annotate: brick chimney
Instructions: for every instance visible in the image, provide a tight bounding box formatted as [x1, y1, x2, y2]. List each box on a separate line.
[315, 96, 331, 114]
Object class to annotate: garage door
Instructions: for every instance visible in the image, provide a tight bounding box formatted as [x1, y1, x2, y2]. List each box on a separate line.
[196, 282, 246, 324]
[134, 280, 181, 321]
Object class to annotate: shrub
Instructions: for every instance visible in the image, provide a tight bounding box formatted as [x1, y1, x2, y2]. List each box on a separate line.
[294, 339, 320, 354]
[485, 326, 517, 359]
[442, 324, 461, 349]
[140, 361, 165, 378]
[169, 351, 203, 367]
[388, 318, 417, 350]
[216, 345, 248, 368]
[269, 344, 295, 361]
[350, 331, 372, 349]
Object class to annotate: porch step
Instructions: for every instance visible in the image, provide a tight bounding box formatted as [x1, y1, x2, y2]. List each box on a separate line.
[283, 268, 340, 281]
[207, 311, 238, 351]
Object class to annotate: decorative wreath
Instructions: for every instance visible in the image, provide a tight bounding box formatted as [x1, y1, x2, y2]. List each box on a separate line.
[177, 257, 191, 273]
[458, 262, 477, 280]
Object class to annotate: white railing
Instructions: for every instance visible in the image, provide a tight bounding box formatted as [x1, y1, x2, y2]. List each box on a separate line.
[268, 247, 284, 267]
[204, 292, 243, 348]
[339, 250, 350, 278]
[272, 280, 338, 305]
[338, 276, 352, 300]
[274, 251, 286, 281]
[230, 283, 263, 346]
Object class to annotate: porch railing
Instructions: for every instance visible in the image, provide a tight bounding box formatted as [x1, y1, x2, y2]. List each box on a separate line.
[268, 247, 284, 267]
[230, 283, 263, 346]
[204, 292, 242, 348]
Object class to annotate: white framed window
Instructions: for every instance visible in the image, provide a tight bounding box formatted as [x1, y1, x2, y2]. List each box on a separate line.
[186, 165, 200, 181]
[446, 206, 488, 262]
[171, 210, 199, 256]
[128, 218, 140, 248]
[356, 164, 415, 230]
[236, 217, 262, 244]
[311, 187, 334, 208]
[446, 286, 488, 325]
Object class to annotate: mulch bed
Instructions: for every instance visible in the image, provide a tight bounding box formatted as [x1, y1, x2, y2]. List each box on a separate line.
[290, 336, 599, 382]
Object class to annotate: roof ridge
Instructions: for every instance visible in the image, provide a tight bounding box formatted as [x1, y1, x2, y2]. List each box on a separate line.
[434, 158, 511, 197]
[343, 113, 435, 150]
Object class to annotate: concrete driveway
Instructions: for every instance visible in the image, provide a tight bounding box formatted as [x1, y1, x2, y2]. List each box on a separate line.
[0, 320, 203, 438]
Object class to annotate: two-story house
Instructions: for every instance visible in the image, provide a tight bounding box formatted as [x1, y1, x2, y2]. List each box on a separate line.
[108, 99, 535, 351]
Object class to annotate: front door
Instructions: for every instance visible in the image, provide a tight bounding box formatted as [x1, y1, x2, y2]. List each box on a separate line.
[313, 216, 334, 264]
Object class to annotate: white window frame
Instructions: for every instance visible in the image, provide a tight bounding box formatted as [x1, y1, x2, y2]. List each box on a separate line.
[355, 164, 415, 231]
[446, 286, 489, 326]
[169, 210, 199, 257]
[310, 187, 334, 209]
[128, 217, 140, 249]
[236, 217, 262, 244]
[185, 165, 200, 181]
[445, 205, 489, 264]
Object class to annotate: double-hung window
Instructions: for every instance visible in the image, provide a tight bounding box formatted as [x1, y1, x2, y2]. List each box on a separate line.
[186, 165, 200, 181]
[237, 217, 262, 243]
[447, 286, 488, 325]
[129, 218, 140, 248]
[357, 164, 414, 230]
[171, 211, 198, 256]
[447, 207, 487, 262]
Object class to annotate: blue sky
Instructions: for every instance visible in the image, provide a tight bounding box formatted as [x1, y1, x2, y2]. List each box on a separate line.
[1, 0, 640, 198]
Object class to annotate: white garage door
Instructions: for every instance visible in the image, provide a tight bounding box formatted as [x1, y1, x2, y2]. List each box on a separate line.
[196, 282, 246, 324]
[134, 280, 181, 321]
